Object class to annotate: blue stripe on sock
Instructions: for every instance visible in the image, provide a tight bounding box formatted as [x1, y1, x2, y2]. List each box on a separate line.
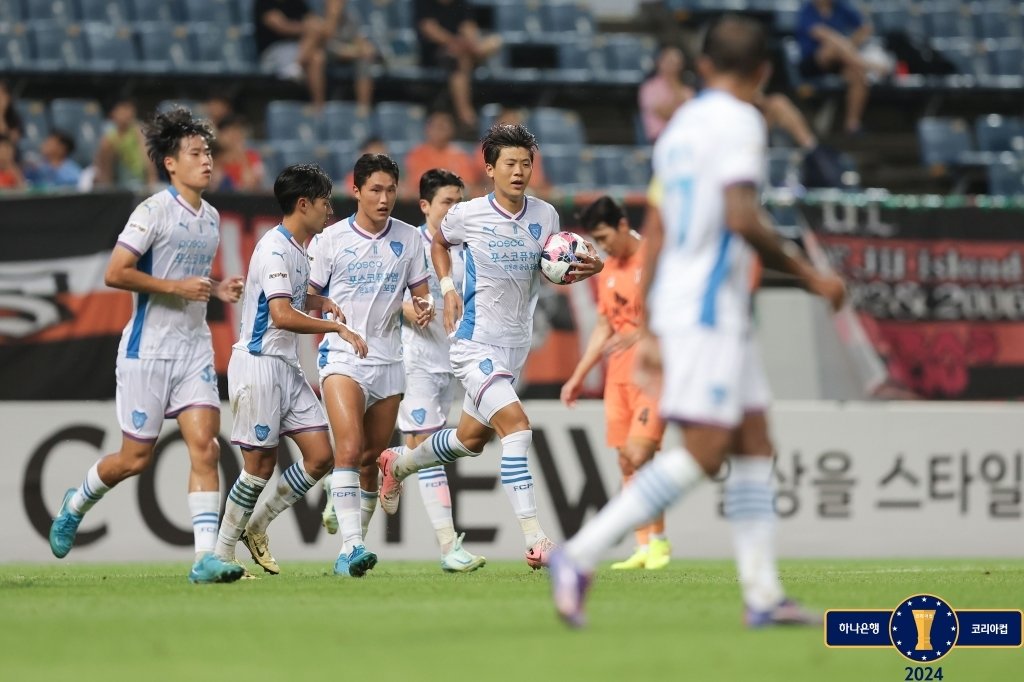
[500, 456, 528, 462]
[501, 475, 533, 484]
[633, 472, 676, 512]
[360, 490, 378, 499]
[418, 471, 446, 480]
[333, 467, 359, 473]
[283, 465, 313, 495]
[419, 465, 444, 474]
[82, 479, 102, 501]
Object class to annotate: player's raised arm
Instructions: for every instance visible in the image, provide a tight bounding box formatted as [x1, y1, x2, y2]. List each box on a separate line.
[723, 183, 845, 310]
[104, 244, 212, 301]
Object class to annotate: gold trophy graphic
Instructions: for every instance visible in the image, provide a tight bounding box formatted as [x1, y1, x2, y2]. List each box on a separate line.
[912, 610, 936, 650]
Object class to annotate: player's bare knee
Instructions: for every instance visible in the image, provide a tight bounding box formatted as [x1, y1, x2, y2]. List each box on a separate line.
[119, 443, 155, 476]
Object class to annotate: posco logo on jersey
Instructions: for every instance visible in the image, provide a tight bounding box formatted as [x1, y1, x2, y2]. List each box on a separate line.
[348, 260, 384, 272]
[488, 238, 525, 248]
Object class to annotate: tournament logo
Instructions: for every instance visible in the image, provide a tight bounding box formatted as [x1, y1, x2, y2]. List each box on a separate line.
[411, 408, 427, 426]
[889, 595, 958, 662]
[131, 410, 147, 430]
[390, 241, 404, 257]
[528, 223, 542, 240]
[479, 359, 494, 376]
[254, 424, 271, 442]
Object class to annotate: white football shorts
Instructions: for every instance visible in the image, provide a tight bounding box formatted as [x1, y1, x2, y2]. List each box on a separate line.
[449, 338, 529, 426]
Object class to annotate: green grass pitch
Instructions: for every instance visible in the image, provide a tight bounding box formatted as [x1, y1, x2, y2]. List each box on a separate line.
[1, 559, 1021, 681]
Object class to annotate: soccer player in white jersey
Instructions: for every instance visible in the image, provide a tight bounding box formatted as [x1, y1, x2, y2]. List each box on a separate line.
[48, 108, 246, 584]
[213, 164, 368, 575]
[549, 15, 846, 627]
[307, 153, 435, 577]
[377, 124, 604, 569]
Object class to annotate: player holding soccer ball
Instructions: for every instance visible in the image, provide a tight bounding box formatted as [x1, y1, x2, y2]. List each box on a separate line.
[550, 15, 845, 627]
[560, 196, 669, 571]
[49, 107, 246, 584]
[377, 123, 604, 569]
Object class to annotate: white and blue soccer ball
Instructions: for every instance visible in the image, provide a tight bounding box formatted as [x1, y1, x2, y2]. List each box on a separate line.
[540, 231, 591, 285]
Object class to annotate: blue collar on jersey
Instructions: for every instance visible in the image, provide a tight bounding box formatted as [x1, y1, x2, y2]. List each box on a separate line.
[166, 185, 204, 217]
[487, 192, 529, 221]
[348, 214, 393, 239]
[275, 224, 305, 252]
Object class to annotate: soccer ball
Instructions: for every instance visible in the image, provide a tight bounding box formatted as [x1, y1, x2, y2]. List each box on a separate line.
[540, 231, 591, 285]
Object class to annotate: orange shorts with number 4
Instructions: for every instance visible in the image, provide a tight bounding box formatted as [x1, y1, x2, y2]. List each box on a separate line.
[604, 382, 666, 449]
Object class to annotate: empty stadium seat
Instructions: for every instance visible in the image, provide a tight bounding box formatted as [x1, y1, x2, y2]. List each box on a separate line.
[13, 99, 50, 150]
[767, 149, 803, 188]
[973, 1, 1022, 40]
[190, 24, 255, 73]
[0, 24, 32, 70]
[538, 144, 583, 187]
[183, 0, 235, 24]
[544, 2, 594, 35]
[493, 0, 544, 39]
[50, 98, 105, 166]
[931, 37, 980, 76]
[127, 0, 177, 23]
[79, 0, 130, 24]
[82, 23, 137, 71]
[30, 22, 88, 70]
[975, 114, 1024, 153]
[322, 101, 372, 144]
[602, 34, 655, 77]
[373, 102, 426, 144]
[135, 23, 194, 72]
[589, 145, 652, 188]
[557, 39, 607, 78]
[923, 5, 973, 41]
[987, 158, 1024, 196]
[0, 0, 24, 22]
[528, 107, 585, 147]
[266, 100, 323, 142]
[157, 99, 204, 115]
[25, 0, 77, 22]
[984, 40, 1023, 77]
[917, 117, 973, 170]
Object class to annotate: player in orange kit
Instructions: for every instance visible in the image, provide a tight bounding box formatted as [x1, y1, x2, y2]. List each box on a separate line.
[560, 196, 669, 570]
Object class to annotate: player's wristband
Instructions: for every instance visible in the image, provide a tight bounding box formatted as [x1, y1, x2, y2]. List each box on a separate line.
[439, 277, 456, 296]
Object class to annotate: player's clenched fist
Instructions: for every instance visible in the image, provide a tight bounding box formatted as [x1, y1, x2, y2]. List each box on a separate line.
[176, 276, 212, 301]
[216, 276, 244, 303]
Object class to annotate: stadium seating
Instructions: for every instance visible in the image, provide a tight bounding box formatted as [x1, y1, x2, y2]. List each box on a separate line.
[12, 99, 50, 152]
[50, 98, 105, 166]
[135, 23, 194, 73]
[0, 24, 32, 70]
[79, 0, 131, 24]
[82, 23, 137, 72]
[528, 107, 585, 147]
[986, 157, 1024, 196]
[975, 114, 1024, 153]
[127, 0, 177, 23]
[373, 102, 426, 144]
[182, 0, 235, 25]
[322, 101, 372, 144]
[266, 100, 323, 143]
[25, 0, 77, 23]
[190, 24, 255, 74]
[30, 22, 88, 71]
[917, 117, 974, 171]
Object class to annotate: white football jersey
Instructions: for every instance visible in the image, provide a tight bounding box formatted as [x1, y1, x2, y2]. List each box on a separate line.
[650, 89, 764, 335]
[115, 187, 220, 360]
[401, 224, 467, 374]
[309, 215, 429, 366]
[439, 193, 559, 348]
[234, 225, 310, 366]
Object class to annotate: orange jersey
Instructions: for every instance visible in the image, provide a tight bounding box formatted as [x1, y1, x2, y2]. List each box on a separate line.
[597, 239, 646, 385]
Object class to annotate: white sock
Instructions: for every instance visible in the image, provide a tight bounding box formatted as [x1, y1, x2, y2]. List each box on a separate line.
[214, 471, 268, 560]
[417, 465, 456, 554]
[188, 491, 219, 557]
[322, 476, 334, 517]
[247, 461, 317, 534]
[726, 456, 784, 612]
[393, 429, 476, 480]
[68, 462, 111, 516]
[332, 468, 361, 554]
[360, 489, 378, 538]
[499, 430, 545, 548]
[566, 448, 704, 571]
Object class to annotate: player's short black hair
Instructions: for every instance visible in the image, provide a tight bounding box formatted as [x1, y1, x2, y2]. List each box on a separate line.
[419, 168, 464, 202]
[274, 163, 333, 215]
[481, 123, 538, 167]
[141, 106, 215, 181]
[577, 196, 626, 233]
[701, 14, 770, 78]
[353, 153, 400, 189]
[49, 129, 76, 156]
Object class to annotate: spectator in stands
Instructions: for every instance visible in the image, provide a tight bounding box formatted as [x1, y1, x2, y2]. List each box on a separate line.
[0, 81, 23, 150]
[94, 99, 157, 189]
[204, 95, 235, 130]
[796, 0, 872, 134]
[404, 110, 482, 196]
[324, 0, 376, 113]
[415, 0, 503, 129]
[638, 45, 694, 143]
[476, 106, 551, 197]
[0, 135, 25, 190]
[254, 0, 328, 109]
[344, 137, 388, 190]
[24, 130, 82, 189]
[212, 116, 265, 192]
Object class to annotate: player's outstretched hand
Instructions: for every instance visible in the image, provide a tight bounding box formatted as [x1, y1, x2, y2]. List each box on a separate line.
[560, 376, 582, 408]
[215, 276, 244, 303]
[337, 322, 368, 359]
[633, 332, 663, 399]
[443, 290, 463, 335]
[810, 273, 846, 312]
[568, 242, 604, 281]
[412, 295, 435, 328]
[176, 276, 212, 302]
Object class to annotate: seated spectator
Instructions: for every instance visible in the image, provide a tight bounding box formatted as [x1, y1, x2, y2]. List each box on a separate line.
[344, 137, 388, 191]
[0, 81, 23, 150]
[476, 106, 550, 197]
[796, 0, 872, 133]
[24, 130, 82, 189]
[255, 0, 328, 109]
[212, 116, 265, 192]
[638, 45, 694, 143]
[324, 0, 376, 113]
[94, 99, 156, 189]
[204, 95, 235, 129]
[757, 93, 846, 187]
[415, 0, 503, 128]
[404, 111, 481, 196]
[0, 135, 25, 189]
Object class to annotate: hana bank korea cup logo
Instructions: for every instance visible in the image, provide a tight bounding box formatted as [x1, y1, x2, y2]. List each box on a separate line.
[889, 594, 959, 663]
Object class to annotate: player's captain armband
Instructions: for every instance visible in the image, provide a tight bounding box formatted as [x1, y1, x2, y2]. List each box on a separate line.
[647, 176, 664, 208]
[439, 276, 457, 296]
